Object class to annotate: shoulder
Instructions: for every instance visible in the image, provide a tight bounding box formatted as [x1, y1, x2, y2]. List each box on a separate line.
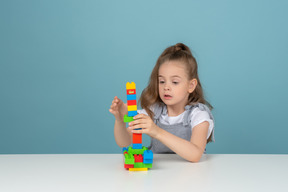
[189, 103, 215, 139]
[190, 103, 214, 125]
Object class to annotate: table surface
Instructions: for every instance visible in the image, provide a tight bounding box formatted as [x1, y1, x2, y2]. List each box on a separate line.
[0, 154, 287, 192]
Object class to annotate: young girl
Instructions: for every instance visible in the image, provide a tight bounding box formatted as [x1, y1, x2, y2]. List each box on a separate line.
[109, 43, 214, 162]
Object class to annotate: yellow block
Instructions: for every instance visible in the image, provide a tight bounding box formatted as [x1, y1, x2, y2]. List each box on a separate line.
[128, 105, 137, 111]
[129, 168, 148, 171]
[126, 82, 136, 90]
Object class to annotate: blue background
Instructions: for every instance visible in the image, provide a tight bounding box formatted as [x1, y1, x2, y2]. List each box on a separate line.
[1, 0, 287, 154]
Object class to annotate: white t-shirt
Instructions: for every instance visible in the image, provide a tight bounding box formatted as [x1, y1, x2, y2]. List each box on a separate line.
[138, 105, 214, 140]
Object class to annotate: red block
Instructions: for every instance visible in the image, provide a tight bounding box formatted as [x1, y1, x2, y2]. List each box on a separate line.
[133, 133, 142, 144]
[127, 100, 137, 106]
[127, 89, 136, 95]
[124, 164, 134, 169]
[134, 154, 143, 163]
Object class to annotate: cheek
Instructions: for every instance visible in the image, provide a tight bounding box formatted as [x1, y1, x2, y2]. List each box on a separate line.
[158, 84, 163, 91]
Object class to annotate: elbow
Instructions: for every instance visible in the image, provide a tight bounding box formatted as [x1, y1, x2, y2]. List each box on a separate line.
[187, 153, 203, 163]
[188, 157, 201, 163]
[117, 142, 130, 148]
[116, 140, 131, 148]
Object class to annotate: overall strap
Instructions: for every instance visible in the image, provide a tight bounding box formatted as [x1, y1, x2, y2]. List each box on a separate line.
[153, 103, 165, 121]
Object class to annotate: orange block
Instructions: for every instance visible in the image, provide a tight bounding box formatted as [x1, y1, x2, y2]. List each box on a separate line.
[133, 133, 142, 143]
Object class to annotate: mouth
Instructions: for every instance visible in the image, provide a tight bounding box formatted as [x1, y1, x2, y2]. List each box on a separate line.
[164, 94, 172, 100]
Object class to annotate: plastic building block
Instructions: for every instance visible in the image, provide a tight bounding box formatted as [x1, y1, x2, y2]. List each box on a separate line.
[122, 147, 128, 153]
[143, 150, 153, 164]
[133, 143, 142, 149]
[126, 89, 136, 95]
[124, 115, 134, 123]
[134, 163, 143, 168]
[128, 105, 137, 111]
[143, 150, 153, 159]
[133, 133, 142, 143]
[126, 82, 136, 90]
[127, 94, 137, 101]
[127, 100, 137, 105]
[129, 168, 148, 171]
[143, 163, 152, 168]
[128, 111, 137, 117]
[143, 159, 153, 164]
[134, 154, 143, 162]
[124, 164, 134, 169]
[124, 152, 134, 164]
[128, 146, 148, 155]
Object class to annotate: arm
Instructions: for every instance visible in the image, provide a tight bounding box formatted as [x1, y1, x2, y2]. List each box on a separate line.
[156, 121, 209, 162]
[128, 114, 209, 162]
[109, 96, 132, 148]
[114, 120, 132, 148]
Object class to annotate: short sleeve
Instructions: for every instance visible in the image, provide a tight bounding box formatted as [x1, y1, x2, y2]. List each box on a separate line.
[137, 108, 148, 116]
[137, 104, 157, 116]
[190, 108, 214, 140]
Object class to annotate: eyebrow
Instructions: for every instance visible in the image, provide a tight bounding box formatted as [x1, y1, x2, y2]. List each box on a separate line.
[158, 75, 182, 78]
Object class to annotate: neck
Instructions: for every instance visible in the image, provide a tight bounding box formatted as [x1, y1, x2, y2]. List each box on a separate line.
[166, 104, 186, 117]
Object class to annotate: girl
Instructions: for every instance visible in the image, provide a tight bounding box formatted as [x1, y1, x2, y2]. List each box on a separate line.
[109, 43, 214, 162]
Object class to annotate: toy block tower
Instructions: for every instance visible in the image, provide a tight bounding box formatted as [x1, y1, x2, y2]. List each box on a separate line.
[123, 82, 153, 171]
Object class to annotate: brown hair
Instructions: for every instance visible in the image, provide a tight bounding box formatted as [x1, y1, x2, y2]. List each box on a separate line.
[139, 43, 213, 143]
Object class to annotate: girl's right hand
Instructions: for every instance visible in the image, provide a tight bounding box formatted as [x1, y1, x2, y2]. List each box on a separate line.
[109, 96, 128, 122]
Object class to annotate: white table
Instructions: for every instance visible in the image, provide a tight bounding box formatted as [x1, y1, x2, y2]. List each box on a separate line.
[0, 154, 287, 192]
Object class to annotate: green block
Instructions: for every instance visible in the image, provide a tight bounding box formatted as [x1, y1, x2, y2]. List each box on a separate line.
[128, 146, 148, 155]
[143, 163, 152, 168]
[133, 163, 153, 168]
[134, 163, 143, 168]
[124, 115, 134, 123]
[124, 152, 134, 164]
[134, 162, 152, 168]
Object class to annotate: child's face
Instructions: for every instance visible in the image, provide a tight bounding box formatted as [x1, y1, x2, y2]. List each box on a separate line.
[158, 60, 196, 109]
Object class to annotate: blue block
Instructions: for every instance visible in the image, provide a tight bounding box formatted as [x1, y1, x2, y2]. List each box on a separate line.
[143, 159, 153, 164]
[133, 143, 142, 149]
[122, 147, 128, 153]
[144, 150, 153, 160]
[127, 94, 136, 100]
[128, 111, 138, 117]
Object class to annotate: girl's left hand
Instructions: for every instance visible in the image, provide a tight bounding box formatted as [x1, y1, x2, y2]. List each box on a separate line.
[128, 114, 161, 138]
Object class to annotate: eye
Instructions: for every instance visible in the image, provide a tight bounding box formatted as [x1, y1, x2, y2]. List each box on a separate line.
[173, 81, 179, 85]
[159, 80, 165, 84]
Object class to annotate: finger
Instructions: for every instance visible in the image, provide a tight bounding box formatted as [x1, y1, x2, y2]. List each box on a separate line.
[109, 108, 116, 115]
[128, 123, 146, 130]
[110, 103, 117, 110]
[133, 113, 147, 120]
[112, 99, 118, 105]
[112, 96, 120, 104]
[131, 129, 143, 134]
[128, 119, 145, 126]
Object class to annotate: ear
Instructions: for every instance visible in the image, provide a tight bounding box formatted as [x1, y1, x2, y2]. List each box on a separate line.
[188, 78, 197, 93]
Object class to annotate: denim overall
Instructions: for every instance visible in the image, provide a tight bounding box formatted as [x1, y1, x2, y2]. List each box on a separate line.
[148, 103, 214, 154]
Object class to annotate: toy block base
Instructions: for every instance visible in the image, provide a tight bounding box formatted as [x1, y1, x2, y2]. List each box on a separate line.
[122, 146, 153, 171]
[129, 168, 148, 171]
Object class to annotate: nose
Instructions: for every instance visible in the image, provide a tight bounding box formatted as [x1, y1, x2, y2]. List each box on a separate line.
[164, 84, 170, 91]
